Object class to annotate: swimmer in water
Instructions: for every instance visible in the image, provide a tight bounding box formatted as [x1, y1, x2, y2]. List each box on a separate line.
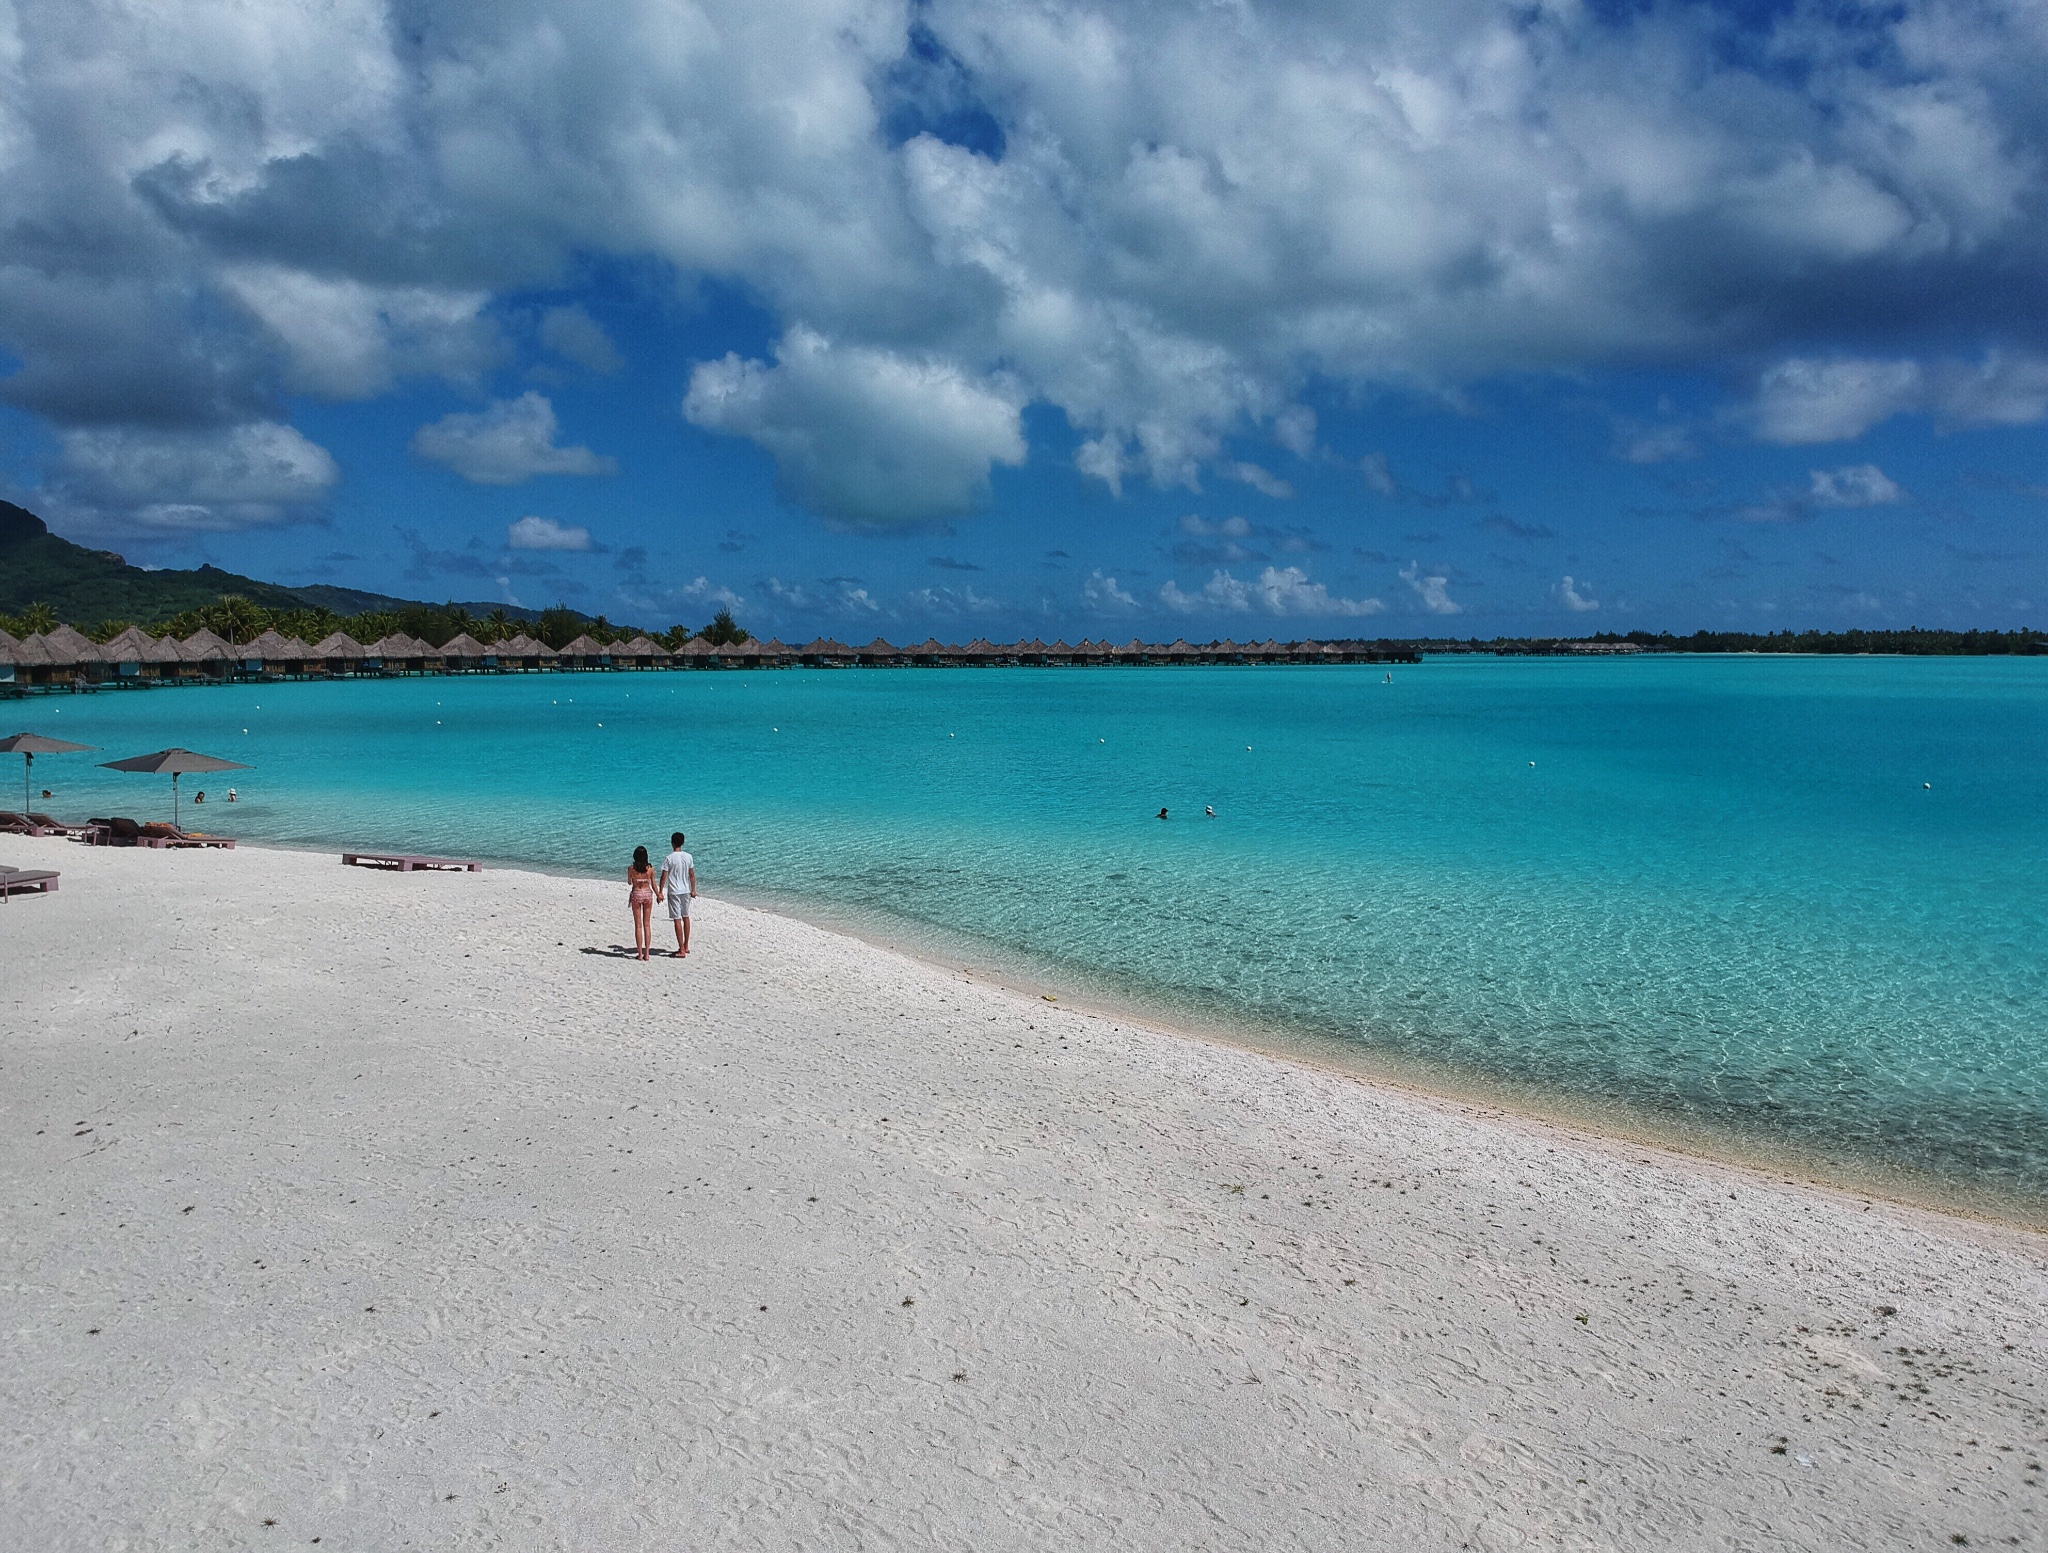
[1157, 807, 1169, 820]
[1205, 805, 1215, 817]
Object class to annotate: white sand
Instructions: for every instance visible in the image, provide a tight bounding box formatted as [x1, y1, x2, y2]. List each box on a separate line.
[2, 839, 2044, 1551]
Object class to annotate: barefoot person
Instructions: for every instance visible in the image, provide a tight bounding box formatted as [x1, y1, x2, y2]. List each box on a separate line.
[658, 831, 697, 958]
[626, 845, 657, 961]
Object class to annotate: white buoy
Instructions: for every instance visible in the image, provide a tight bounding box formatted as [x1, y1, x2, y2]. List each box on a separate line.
[1924, 782, 1932, 789]
[1529, 761, 1536, 767]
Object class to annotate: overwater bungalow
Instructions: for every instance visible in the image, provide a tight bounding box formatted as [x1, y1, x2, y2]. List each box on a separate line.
[612, 635, 667, 669]
[437, 632, 495, 671]
[495, 633, 556, 671]
[309, 632, 367, 675]
[556, 633, 609, 669]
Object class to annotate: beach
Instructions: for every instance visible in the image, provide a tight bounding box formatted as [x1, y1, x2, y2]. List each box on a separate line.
[3, 839, 2044, 1550]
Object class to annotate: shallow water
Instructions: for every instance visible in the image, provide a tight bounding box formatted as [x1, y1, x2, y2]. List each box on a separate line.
[19, 656, 2048, 1208]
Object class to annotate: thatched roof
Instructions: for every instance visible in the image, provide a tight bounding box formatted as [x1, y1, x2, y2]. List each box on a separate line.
[8, 633, 55, 666]
[614, 635, 664, 657]
[311, 632, 366, 657]
[242, 629, 307, 659]
[858, 637, 899, 656]
[39, 624, 101, 664]
[178, 628, 235, 661]
[557, 634, 606, 656]
[496, 633, 554, 657]
[95, 625, 165, 663]
[438, 632, 491, 658]
[801, 637, 851, 655]
[757, 638, 795, 657]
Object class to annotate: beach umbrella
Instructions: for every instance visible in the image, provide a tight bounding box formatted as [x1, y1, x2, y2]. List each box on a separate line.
[100, 747, 250, 828]
[0, 732, 98, 813]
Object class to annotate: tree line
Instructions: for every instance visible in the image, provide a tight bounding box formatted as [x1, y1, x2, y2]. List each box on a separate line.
[0, 598, 752, 652]
[1586, 628, 2045, 655]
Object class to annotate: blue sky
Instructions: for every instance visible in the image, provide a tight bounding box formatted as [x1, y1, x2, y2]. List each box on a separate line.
[4, 0, 2046, 638]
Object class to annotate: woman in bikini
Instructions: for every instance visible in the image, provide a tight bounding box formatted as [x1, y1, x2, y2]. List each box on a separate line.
[627, 845, 658, 960]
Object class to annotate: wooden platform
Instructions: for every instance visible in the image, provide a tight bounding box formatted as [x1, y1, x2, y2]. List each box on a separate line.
[0, 866, 59, 899]
[342, 852, 483, 873]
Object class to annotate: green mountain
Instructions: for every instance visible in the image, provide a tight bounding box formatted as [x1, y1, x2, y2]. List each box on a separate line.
[0, 502, 562, 629]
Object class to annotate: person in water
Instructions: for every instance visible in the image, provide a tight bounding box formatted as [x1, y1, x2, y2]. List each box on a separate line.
[626, 845, 658, 961]
[657, 831, 697, 959]
[1157, 806, 1169, 820]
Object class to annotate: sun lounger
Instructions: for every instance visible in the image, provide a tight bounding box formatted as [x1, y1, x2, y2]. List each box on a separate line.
[342, 852, 484, 873]
[89, 817, 165, 848]
[0, 865, 60, 899]
[28, 813, 93, 837]
[0, 811, 54, 835]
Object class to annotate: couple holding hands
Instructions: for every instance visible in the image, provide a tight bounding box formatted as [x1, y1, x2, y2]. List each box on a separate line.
[627, 831, 697, 961]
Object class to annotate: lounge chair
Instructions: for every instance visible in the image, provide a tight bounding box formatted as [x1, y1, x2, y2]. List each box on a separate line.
[0, 864, 60, 899]
[139, 820, 236, 849]
[27, 813, 92, 837]
[0, 811, 54, 835]
[91, 816, 162, 848]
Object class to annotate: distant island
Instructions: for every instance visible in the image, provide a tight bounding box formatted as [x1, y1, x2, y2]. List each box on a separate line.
[2, 499, 2041, 661]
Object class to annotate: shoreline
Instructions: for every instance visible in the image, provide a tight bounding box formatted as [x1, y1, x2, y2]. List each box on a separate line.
[725, 881, 2048, 1239]
[39, 832, 2046, 1236]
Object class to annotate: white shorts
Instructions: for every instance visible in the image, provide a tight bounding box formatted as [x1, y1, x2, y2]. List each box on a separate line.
[666, 893, 693, 920]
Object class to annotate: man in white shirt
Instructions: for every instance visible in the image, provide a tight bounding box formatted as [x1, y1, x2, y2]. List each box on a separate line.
[657, 831, 697, 958]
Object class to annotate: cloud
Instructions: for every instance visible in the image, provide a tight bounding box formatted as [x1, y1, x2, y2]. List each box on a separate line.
[1752, 359, 1925, 445]
[413, 394, 617, 485]
[44, 421, 339, 533]
[1753, 353, 2048, 443]
[1552, 575, 1599, 612]
[1161, 566, 1381, 617]
[685, 327, 1025, 528]
[1229, 462, 1294, 499]
[509, 515, 594, 551]
[10, 0, 2048, 524]
[927, 555, 982, 571]
[1808, 464, 1904, 508]
[226, 268, 500, 398]
[539, 306, 623, 374]
[1400, 562, 1462, 615]
[908, 583, 1004, 616]
[1082, 570, 1139, 612]
[679, 575, 748, 613]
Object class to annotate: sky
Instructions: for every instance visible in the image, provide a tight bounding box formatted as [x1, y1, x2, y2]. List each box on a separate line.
[3, 0, 2047, 640]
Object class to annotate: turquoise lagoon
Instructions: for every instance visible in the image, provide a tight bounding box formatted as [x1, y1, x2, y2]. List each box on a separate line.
[20, 656, 2048, 1213]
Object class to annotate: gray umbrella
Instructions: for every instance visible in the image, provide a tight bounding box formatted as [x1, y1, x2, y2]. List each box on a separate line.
[0, 732, 98, 814]
[100, 747, 251, 828]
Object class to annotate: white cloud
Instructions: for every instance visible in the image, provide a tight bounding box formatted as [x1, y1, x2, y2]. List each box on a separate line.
[1179, 514, 1252, 538]
[412, 393, 617, 485]
[227, 268, 499, 398]
[1230, 462, 1294, 499]
[1361, 453, 1400, 497]
[908, 583, 1003, 616]
[8, 0, 2048, 525]
[680, 575, 747, 613]
[539, 306, 624, 374]
[685, 327, 1025, 528]
[1808, 464, 1903, 508]
[1162, 566, 1380, 617]
[1400, 562, 1462, 615]
[50, 421, 338, 532]
[1552, 575, 1599, 612]
[1753, 358, 1926, 444]
[1082, 570, 1138, 612]
[1754, 352, 2048, 444]
[507, 515, 593, 551]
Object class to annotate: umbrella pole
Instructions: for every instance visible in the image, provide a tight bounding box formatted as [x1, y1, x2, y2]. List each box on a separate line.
[21, 751, 28, 815]
[172, 770, 179, 828]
